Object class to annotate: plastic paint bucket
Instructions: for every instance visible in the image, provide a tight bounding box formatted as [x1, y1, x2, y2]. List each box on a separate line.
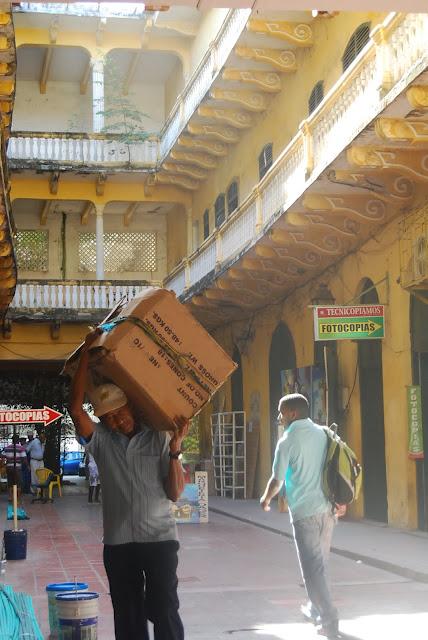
[46, 582, 88, 638]
[56, 591, 99, 640]
[3, 529, 27, 560]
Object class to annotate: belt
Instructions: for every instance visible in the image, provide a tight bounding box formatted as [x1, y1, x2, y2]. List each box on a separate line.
[31, 458, 43, 461]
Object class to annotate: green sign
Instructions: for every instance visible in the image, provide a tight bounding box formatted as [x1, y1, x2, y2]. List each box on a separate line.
[314, 305, 385, 341]
[408, 385, 424, 460]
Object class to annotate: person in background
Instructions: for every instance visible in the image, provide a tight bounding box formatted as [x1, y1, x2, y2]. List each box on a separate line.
[260, 393, 340, 639]
[19, 436, 32, 494]
[1, 434, 29, 503]
[26, 430, 46, 490]
[70, 328, 188, 640]
[87, 452, 101, 504]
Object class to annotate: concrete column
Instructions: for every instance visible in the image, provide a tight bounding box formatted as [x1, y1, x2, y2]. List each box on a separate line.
[92, 58, 105, 133]
[95, 204, 105, 279]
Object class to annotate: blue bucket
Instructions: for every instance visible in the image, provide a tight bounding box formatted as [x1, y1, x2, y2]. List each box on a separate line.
[56, 591, 99, 640]
[3, 529, 27, 560]
[46, 582, 88, 638]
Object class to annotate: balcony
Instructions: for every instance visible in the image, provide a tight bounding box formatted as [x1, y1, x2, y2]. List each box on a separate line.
[165, 13, 428, 303]
[7, 9, 250, 173]
[8, 133, 159, 171]
[9, 280, 152, 321]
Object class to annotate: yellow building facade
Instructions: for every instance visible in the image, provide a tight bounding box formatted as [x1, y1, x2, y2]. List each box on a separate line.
[2, 5, 428, 530]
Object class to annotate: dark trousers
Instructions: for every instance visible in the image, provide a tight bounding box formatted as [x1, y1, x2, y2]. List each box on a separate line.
[103, 541, 184, 640]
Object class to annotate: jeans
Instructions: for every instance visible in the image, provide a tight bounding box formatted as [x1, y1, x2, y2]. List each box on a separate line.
[292, 511, 338, 627]
[103, 540, 184, 640]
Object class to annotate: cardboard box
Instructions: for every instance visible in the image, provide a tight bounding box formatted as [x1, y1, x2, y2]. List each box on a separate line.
[64, 287, 237, 431]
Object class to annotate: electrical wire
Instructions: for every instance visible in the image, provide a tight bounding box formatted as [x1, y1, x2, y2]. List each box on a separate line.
[0, 344, 74, 361]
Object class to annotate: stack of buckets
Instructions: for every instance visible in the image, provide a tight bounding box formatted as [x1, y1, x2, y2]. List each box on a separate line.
[46, 582, 99, 639]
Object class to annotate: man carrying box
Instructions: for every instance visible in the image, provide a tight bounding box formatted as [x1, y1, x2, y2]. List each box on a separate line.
[70, 328, 188, 640]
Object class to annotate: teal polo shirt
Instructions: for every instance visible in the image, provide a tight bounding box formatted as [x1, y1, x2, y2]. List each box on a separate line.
[272, 418, 329, 523]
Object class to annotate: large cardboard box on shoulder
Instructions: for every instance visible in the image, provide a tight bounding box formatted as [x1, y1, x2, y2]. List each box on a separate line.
[64, 287, 237, 431]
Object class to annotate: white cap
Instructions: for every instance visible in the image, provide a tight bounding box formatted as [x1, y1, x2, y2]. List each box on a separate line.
[88, 384, 128, 417]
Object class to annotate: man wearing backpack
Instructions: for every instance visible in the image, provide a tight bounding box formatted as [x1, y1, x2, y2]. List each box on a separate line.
[260, 393, 340, 639]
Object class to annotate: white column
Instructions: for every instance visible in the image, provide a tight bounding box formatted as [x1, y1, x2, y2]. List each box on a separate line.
[186, 207, 194, 254]
[95, 204, 105, 280]
[92, 58, 105, 133]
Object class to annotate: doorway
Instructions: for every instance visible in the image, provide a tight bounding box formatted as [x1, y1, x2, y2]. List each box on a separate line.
[268, 323, 296, 458]
[411, 295, 428, 531]
[358, 280, 388, 522]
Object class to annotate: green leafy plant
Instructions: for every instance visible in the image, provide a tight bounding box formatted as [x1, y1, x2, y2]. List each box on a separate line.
[96, 55, 151, 164]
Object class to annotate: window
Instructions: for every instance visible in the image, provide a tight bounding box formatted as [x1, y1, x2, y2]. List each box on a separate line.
[15, 230, 49, 271]
[214, 194, 226, 228]
[203, 209, 210, 240]
[227, 181, 239, 215]
[259, 143, 273, 180]
[79, 232, 157, 273]
[342, 23, 371, 72]
[308, 81, 324, 115]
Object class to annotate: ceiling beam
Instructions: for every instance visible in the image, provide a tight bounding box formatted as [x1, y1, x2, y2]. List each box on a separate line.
[49, 171, 60, 195]
[222, 68, 281, 93]
[198, 105, 253, 129]
[40, 47, 53, 94]
[177, 135, 228, 156]
[80, 60, 92, 95]
[96, 173, 107, 196]
[210, 88, 268, 112]
[247, 19, 313, 46]
[40, 200, 51, 226]
[124, 202, 139, 226]
[123, 52, 141, 96]
[235, 46, 297, 73]
[80, 202, 93, 225]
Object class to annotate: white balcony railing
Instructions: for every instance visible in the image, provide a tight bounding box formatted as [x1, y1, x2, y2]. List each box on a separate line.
[15, 3, 147, 18]
[8, 9, 250, 169]
[165, 12, 428, 298]
[8, 135, 159, 168]
[10, 280, 149, 312]
[159, 9, 251, 161]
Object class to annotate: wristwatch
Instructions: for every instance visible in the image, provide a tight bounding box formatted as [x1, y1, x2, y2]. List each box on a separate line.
[169, 450, 183, 460]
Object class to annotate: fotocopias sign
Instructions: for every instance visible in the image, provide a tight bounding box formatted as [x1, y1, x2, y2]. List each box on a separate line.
[0, 406, 63, 427]
[314, 305, 385, 341]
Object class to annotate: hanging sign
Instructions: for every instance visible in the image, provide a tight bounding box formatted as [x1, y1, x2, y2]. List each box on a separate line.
[314, 305, 385, 341]
[407, 385, 424, 460]
[0, 406, 63, 427]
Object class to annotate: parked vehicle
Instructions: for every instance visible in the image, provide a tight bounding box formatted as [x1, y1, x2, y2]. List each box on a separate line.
[60, 451, 85, 476]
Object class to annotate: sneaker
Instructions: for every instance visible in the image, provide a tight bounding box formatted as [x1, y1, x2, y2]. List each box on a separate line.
[300, 603, 321, 625]
[317, 620, 340, 638]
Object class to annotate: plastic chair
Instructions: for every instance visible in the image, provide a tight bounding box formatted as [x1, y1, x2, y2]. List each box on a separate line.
[47, 469, 62, 500]
[32, 468, 55, 503]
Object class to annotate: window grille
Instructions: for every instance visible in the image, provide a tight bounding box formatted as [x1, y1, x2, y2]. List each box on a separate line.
[308, 81, 324, 115]
[259, 143, 273, 180]
[203, 209, 210, 240]
[342, 23, 371, 72]
[214, 194, 226, 228]
[79, 232, 157, 273]
[227, 181, 239, 215]
[15, 230, 49, 271]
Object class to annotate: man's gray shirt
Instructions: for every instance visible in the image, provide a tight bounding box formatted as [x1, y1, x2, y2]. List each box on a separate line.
[86, 423, 177, 545]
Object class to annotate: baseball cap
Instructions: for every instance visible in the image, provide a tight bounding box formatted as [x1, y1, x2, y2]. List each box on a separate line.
[89, 384, 128, 417]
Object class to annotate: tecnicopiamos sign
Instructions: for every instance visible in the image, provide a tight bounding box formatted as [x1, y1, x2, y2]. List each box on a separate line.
[314, 305, 385, 341]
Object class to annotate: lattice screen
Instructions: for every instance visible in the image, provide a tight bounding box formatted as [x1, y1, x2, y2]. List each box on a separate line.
[79, 232, 157, 273]
[15, 230, 49, 271]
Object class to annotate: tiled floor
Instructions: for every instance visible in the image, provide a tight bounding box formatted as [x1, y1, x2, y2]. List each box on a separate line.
[1, 482, 114, 638]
